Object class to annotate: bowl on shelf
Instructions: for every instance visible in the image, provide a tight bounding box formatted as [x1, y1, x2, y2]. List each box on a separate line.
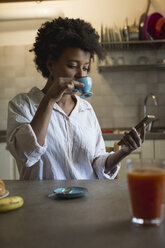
[143, 12, 163, 40]
[154, 17, 165, 39]
[137, 56, 149, 65]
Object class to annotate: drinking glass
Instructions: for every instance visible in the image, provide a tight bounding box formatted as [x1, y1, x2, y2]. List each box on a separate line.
[126, 159, 165, 226]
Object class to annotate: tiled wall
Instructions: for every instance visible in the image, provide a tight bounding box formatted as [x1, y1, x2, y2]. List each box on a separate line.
[90, 48, 165, 129]
[0, 44, 165, 130]
[0, 45, 45, 130]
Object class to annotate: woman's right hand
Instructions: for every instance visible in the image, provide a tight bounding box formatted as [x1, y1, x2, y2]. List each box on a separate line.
[46, 77, 84, 102]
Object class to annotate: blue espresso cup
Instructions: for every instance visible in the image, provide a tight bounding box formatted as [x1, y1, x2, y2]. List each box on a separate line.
[75, 77, 93, 98]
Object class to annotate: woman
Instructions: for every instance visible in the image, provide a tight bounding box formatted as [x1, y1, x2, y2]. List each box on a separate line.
[7, 17, 145, 180]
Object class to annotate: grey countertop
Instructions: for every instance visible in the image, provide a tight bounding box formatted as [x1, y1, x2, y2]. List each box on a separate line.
[0, 130, 7, 143]
[103, 132, 165, 140]
[0, 180, 165, 248]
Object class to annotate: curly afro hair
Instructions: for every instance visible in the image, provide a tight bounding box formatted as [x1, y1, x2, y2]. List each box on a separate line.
[31, 17, 104, 78]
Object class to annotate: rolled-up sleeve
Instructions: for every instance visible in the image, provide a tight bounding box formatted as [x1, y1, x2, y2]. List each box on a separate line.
[7, 123, 47, 167]
[93, 152, 120, 179]
[7, 95, 47, 168]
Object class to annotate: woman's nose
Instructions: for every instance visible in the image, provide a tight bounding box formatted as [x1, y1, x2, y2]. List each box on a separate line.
[75, 68, 86, 78]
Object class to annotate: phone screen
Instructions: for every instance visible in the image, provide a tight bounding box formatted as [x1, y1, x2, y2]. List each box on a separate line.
[135, 115, 156, 132]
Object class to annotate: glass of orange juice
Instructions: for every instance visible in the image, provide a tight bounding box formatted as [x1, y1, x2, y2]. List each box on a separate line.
[126, 159, 165, 226]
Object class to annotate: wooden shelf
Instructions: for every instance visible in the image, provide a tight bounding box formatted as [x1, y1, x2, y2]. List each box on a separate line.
[98, 63, 165, 72]
[101, 40, 165, 51]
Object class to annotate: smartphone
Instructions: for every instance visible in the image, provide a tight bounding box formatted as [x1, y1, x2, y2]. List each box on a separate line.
[118, 115, 156, 145]
[134, 115, 156, 132]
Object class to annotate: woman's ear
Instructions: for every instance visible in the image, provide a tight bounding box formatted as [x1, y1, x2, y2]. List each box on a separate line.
[46, 60, 54, 74]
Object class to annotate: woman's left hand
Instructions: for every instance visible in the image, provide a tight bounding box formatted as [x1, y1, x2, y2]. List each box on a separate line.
[120, 124, 146, 155]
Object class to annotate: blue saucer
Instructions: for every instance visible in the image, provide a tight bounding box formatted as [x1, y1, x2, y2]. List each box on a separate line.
[80, 92, 93, 98]
[53, 186, 88, 199]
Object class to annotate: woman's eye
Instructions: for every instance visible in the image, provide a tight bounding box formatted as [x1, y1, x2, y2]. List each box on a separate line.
[68, 65, 77, 69]
[67, 65, 89, 71]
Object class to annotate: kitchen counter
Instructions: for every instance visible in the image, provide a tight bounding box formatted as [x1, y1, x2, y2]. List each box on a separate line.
[0, 131, 7, 143]
[1, 180, 165, 248]
[103, 132, 165, 141]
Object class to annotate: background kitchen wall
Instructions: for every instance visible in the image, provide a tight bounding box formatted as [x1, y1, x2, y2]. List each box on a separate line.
[0, 0, 165, 130]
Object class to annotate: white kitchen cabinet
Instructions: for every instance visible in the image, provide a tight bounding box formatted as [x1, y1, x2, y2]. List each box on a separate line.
[154, 140, 165, 159]
[141, 140, 165, 159]
[141, 140, 154, 159]
[0, 143, 19, 180]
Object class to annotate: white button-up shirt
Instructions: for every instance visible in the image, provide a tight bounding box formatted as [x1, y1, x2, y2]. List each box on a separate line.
[7, 87, 120, 180]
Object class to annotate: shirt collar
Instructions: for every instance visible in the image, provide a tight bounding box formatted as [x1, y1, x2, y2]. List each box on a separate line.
[73, 95, 92, 113]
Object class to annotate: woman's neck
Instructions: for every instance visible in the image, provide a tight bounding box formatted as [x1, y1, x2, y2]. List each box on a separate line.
[42, 77, 77, 116]
[58, 94, 77, 116]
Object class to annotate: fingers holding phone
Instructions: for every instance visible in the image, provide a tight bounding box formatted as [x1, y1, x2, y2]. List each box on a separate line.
[118, 123, 146, 144]
[139, 123, 146, 143]
[119, 127, 143, 153]
[118, 115, 154, 146]
[46, 77, 84, 102]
